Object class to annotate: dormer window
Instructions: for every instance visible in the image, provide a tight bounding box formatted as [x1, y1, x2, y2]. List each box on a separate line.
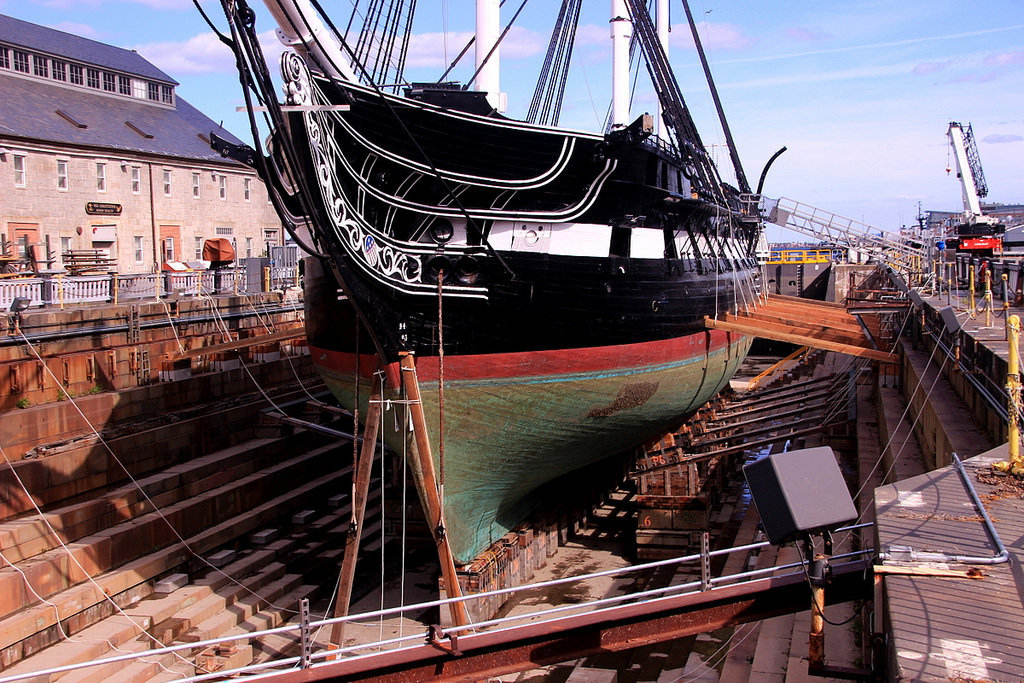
[1, 42, 175, 108]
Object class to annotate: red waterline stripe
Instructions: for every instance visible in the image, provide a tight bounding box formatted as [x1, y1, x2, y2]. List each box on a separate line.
[310, 329, 743, 386]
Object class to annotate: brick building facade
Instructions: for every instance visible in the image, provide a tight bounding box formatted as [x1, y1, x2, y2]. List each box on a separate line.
[0, 14, 284, 274]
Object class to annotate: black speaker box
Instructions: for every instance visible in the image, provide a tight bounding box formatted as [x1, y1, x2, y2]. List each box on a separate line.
[743, 446, 857, 546]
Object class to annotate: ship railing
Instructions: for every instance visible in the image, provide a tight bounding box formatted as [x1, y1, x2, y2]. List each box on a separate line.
[0, 523, 874, 683]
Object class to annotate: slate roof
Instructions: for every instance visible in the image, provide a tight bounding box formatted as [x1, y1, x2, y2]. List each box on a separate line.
[0, 14, 175, 84]
[0, 72, 245, 163]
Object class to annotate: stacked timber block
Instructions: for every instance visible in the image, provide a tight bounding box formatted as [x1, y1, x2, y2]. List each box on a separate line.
[441, 514, 571, 626]
[635, 493, 709, 560]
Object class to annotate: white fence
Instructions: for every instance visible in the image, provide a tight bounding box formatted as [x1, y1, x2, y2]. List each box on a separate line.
[0, 262, 300, 312]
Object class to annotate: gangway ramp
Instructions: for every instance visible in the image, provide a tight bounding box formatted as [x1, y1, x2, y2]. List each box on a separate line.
[706, 294, 898, 363]
[761, 196, 925, 267]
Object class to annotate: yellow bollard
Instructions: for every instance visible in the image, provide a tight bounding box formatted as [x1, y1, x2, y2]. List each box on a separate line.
[995, 315, 1024, 476]
[985, 269, 993, 328]
[969, 265, 976, 313]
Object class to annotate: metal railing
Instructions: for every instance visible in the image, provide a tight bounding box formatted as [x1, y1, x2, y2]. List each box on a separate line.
[0, 523, 874, 683]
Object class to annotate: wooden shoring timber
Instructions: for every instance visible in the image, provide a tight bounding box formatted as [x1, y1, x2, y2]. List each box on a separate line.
[399, 353, 470, 628]
[743, 309, 864, 337]
[738, 375, 837, 400]
[710, 386, 833, 419]
[761, 296, 864, 325]
[718, 312, 871, 348]
[170, 325, 306, 359]
[636, 424, 837, 473]
[689, 412, 831, 450]
[705, 316, 895, 363]
[330, 392, 382, 649]
[704, 404, 831, 433]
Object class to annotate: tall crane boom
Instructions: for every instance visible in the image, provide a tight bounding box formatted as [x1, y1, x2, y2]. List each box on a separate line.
[947, 121, 991, 221]
[946, 121, 1002, 254]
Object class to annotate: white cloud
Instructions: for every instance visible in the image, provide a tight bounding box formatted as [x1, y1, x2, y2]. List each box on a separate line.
[784, 26, 832, 43]
[133, 29, 282, 75]
[49, 21, 104, 39]
[670, 21, 753, 51]
[983, 133, 1024, 144]
[404, 26, 544, 69]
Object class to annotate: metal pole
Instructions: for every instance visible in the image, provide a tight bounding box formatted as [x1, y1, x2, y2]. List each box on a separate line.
[300, 598, 311, 668]
[995, 315, 1023, 475]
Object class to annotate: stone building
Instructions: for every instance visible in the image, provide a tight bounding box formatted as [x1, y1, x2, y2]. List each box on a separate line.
[0, 13, 284, 275]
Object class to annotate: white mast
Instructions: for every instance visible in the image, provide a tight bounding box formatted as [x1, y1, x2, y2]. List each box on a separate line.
[475, 0, 505, 112]
[610, 0, 632, 128]
[656, 0, 669, 137]
[262, 0, 358, 82]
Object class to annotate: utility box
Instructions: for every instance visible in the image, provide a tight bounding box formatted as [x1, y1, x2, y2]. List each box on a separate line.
[743, 446, 856, 545]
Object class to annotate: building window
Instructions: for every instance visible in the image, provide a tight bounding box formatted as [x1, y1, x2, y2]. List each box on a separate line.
[52, 60, 66, 81]
[244, 177, 251, 201]
[60, 236, 72, 255]
[0, 47, 8, 69]
[13, 154, 26, 187]
[131, 166, 141, 194]
[134, 236, 144, 264]
[118, 75, 131, 95]
[13, 50, 29, 73]
[264, 229, 278, 245]
[147, 83, 160, 101]
[162, 237, 175, 262]
[218, 175, 227, 200]
[231, 237, 237, 256]
[195, 236, 203, 259]
[95, 162, 106, 192]
[192, 172, 200, 198]
[33, 55, 48, 78]
[87, 68, 100, 88]
[162, 170, 172, 196]
[216, 226, 233, 235]
[132, 79, 146, 99]
[245, 237, 253, 258]
[57, 160, 68, 190]
[161, 85, 173, 104]
[103, 72, 116, 92]
[69, 63, 83, 85]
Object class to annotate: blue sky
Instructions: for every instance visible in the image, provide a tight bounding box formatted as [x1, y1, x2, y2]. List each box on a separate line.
[4, 0, 1022, 237]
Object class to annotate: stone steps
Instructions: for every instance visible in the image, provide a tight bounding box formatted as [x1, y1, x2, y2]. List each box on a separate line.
[0, 439, 348, 623]
[0, 457, 352, 669]
[0, 431, 326, 563]
[2, 475, 383, 679]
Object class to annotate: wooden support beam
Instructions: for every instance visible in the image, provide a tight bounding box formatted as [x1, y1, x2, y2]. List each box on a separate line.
[719, 313, 872, 348]
[705, 316, 895, 363]
[330, 392, 382, 649]
[400, 353, 470, 628]
[171, 325, 306, 359]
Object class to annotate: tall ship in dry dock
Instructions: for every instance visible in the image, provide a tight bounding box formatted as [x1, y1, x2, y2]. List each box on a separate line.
[211, 0, 764, 564]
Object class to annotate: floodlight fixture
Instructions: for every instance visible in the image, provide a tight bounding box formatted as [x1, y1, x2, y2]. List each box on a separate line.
[9, 297, 30, 314]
